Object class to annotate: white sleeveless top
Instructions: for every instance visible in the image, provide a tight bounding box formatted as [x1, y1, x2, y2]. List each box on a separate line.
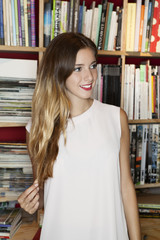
[26, 100, 129, 240]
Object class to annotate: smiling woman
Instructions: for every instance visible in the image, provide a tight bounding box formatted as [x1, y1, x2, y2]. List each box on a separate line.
[18, 32, 141, 240]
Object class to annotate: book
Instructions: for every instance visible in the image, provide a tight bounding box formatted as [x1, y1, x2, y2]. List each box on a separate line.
[24, 0, 29, 46]
[103, 2, 114, 50]
[11, 0, 16, 46]
[135, 125, 143, 185]
[130, 124, 137, 183]
[0, 208, 22, 239]
[150, 0, 160, 52]
[126, 3, 136, 51]
[97, 0, 108, 50]
[30, 0, 36, 47]
[0, 0, 4, 45]
[44, 1, 52, 47]
[141, 0, 149, 52]
[107, 11, 118, 51]
[60, 1, 69, 34]
[134, 0, 142, 51]
[20, 0, 25, 46]
[17, 0, 22, 46]
[139, 5, 145, 52]
[145, 1, 153, 51]
[115, 6, 123, 51]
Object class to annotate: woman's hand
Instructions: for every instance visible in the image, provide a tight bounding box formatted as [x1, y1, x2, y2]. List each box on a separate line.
[18, 179, 40, 215]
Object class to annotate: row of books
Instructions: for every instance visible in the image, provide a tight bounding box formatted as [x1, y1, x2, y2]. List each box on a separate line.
[129, 124, 160, 185]
[0, 142, 33, 200]
[0, 207, 22, 239]
[123, 62, 160, 120]
[44, 0, 123, 50]
[0, 0, 36, 47]
[137, 192, 160, 218]
[0, 58, 37, 123]
[126, 0, 160, 52]
[92, 63, 121, 107]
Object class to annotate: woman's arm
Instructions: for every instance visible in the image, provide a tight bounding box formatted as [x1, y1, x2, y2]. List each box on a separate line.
[18, 131, 44, 214]
[119, 109, 141, 240]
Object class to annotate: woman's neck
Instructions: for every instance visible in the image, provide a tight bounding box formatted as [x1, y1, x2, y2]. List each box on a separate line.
[69, 98, 93, 118]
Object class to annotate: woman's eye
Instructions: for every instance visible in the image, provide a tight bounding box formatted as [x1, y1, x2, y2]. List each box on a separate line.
[90, 63, 97, 69]
[74, 67, 81, 72]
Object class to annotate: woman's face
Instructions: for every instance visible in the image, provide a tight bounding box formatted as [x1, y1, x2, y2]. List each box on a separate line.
[65, 47, 97, 104]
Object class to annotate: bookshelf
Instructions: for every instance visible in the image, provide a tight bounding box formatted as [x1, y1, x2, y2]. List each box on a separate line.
[1, 0, 160, 238]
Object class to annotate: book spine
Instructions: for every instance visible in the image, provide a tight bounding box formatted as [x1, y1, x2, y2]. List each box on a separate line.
[0, 0, 4, 45]
[97, 0, 108, 50]
[11, 0, 16, 46]
[150, 0, 160, 52]
[104, 3, 114, 50]
[14, 0, 19, 46]
[134, 0, 142, 51]
[126, 3, 136, 51]
[116, 7, 123, 51]
[20, 0, 25, 46]
[54, 1, 61, 37]
[17, 0, 22, 46]
[141, 0, 149, 52]
[30, 0, 36, 47]
[27, 0, 31, 46]
[24, 0, 28, 46]
[8, 0, 13, 46]
[95, 5, 102, 47]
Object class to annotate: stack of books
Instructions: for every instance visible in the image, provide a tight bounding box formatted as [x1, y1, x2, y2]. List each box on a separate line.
[137, 192, 160, 218]
[0, 58, 37, 124]
[0, 207, 22, 239]
[0, 142, 33, 201]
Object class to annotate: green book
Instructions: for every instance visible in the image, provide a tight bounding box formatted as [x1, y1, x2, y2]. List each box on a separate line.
[104, 2, 113, 50]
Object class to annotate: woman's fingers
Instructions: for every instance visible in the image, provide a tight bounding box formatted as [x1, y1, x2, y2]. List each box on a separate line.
[18, 179, 40, 214]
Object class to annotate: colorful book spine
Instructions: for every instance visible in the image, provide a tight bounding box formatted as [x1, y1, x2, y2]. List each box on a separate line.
[27, 0, 31, 46]
[11, 0, 16, 46]
[14, 0, 19, 45]
[30, 0, 36, 47]
[17, 0, 22, 46]
[0, 0, 4, 45]
[20, 0, 25, 46]
[104, 2, 113, 50]
[24, 0, 29, 46]
[97, 0, 108, 50]
[150, 0, 160, 52]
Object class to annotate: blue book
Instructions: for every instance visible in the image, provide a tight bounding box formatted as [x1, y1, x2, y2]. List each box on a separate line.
[0, 0, 4, 45]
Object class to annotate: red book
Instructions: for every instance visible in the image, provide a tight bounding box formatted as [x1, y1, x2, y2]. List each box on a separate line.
[32, 228, 41, 240]
[150, 0, 160, 52]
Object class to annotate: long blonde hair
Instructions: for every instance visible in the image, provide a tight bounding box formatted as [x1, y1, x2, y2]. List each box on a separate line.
[28, 33, 97, 187]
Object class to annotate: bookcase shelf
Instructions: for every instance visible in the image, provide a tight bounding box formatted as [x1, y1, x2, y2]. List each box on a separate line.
[0, 45, 44, 53]
[135, 183, 160, 189]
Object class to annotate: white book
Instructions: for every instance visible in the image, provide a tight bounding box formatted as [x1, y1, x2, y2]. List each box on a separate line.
[108, 11, 118, 51]
[5, 0, 10, 45]
[91, 7, 99, 45]
[140, 81, 148, 119]
[128, 64, 135, 120]
[141, 0, 149, 52]
[8, 0, 13, 45]
[123, 64, 130, 116]
[134, 0, 142, 51]
[0, 58, 37, 79]
[148, 65, 152, 119]
[11, 0, 16, 46]
[134, 67, 140, 119]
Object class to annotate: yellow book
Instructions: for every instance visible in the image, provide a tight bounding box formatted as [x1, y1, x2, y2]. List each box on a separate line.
[126, 3, 136, 51]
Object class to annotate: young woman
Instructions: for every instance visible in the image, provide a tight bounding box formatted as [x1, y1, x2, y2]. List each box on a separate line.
[18, 32, 141, 240]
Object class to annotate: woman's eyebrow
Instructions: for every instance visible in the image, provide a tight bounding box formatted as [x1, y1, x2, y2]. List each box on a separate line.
[75, 61, 97, 66]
